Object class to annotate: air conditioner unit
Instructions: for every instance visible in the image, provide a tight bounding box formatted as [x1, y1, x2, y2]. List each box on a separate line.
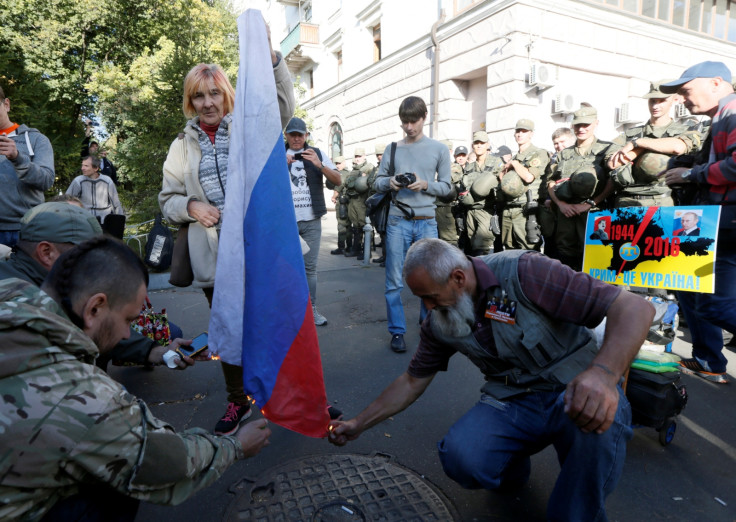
[675, 104, 690, 119]
[528, 64, 557, 89]
[617, 103, 637, 124]
[553, 93, 577, 114]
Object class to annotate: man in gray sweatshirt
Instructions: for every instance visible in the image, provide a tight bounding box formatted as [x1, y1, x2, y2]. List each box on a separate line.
[0, 85, 55, 247]
[374, 96, 451, 353]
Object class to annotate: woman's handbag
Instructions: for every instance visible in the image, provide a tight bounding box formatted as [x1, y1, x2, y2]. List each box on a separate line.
[168, 223, 194, 287]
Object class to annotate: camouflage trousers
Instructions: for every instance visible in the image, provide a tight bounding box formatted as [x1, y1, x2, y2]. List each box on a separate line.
[553, 207, 589, 271]
[615, 193, 674, 208]
[348, 197, 367, 228]
[436, 204, 458, 244]
[501, 207, 538, 250]
[466, 208, 495, 253]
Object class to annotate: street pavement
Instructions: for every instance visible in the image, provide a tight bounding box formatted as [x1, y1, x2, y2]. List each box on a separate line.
[123, 208, 736, 521]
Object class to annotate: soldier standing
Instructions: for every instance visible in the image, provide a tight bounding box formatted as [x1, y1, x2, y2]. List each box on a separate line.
[458, 131, 503, 255]
[329, 156, 352, 255]
[367, 143, 387, 265]
[547, 106, 615, 271]
[343, 148, 372, 258]
[606, 81, 702, 208]
[539, 128, 576, 258]
[435, 141, 463, 245]
[497, 119, 549, 250]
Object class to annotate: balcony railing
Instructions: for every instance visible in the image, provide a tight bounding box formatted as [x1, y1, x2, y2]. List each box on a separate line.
[280, 22, 320, 58]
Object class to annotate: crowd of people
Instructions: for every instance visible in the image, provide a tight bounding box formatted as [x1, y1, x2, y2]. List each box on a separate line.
[0, 40, 735, 522]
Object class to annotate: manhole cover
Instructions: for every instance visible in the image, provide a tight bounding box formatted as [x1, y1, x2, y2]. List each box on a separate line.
[225, 452, 458, 521]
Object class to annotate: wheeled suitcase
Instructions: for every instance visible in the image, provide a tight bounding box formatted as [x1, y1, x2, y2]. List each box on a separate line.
[625, 368, 688, 446]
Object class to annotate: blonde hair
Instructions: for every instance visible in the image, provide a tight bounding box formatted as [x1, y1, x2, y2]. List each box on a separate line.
[182, 64, 235, 119]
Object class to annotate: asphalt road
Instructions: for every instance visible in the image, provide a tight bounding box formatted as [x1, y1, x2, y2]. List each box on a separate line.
[119, 209, 736, 521]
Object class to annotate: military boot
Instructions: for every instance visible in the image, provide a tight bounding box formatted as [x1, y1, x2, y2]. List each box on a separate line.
[344, 227, 361, 257]
[355, 228, 365, 259]
[330, 240, 345, 255]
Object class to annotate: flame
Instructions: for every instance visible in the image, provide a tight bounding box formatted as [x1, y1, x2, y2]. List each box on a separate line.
[210, 354, 220, 361]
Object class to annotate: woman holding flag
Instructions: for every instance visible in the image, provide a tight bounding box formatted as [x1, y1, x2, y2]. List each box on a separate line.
[159, 24, 295, 436]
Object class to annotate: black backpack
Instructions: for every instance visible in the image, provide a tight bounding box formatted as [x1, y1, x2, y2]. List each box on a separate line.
[144, 214, 174, 271]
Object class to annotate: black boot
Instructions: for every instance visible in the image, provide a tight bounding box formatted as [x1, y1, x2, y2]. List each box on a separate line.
[330, 240, 345, 255]
[344, 227, 360, 257]
[355, 227, 365, 259]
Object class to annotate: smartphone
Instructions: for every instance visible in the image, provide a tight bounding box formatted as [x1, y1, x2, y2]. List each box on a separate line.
[294, 152, 304, 161]
[176, 332, 208, 359]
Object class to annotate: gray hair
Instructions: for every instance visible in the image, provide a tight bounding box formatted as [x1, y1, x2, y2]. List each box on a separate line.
[403, 238, 472, 284]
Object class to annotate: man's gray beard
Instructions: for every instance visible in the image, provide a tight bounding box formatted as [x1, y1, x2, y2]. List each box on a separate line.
[432, 291, 475, 338]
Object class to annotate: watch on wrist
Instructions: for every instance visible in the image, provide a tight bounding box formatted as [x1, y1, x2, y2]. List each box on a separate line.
[682, 169, 693, 180]
[584, 199, 596, 207]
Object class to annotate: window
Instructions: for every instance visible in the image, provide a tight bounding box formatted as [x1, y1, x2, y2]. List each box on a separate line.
[373, 24, 382, 62]
[588, 0, 736, 42]
[329, 123, 343, 160]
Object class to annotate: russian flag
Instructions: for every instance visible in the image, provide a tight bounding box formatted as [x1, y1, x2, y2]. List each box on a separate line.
[209, 10, 329, 438]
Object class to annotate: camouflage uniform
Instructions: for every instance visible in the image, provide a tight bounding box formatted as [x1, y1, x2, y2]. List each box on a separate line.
[343, 163, 372, 257]
[459, 155, 503, 254]
[550, 138, 614, 270]
[436, 162, 463, 244]
[538, 152, 559, 256]
[333, 170, 352, 253]
[0, 279, 244, 521]
[606, 121, 701, 208]
[499, 144, 549, 250]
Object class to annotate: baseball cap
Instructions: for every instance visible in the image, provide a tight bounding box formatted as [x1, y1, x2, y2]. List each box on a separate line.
[374, 143, 386, 155]
[454, 145, 468, 156]
[19, 202, 102, 244]
[496, 145, 513, 157]
[354, 147, 365, 157]
[643, 80, 671, 99]
[515, 119, 535, 131]
[285, 117, 307, 135]
[472, 131, 489, 143]
[572, 106, 598, 125]
[334, 155, 345, 163]
[660, 61, 733, 94]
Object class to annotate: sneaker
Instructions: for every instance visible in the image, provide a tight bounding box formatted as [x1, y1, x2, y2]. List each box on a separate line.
[390, 334, 406, 353]
[214, 402, 253, 435]
[313, 306, 327, 326]
[679, 358, 728, 384]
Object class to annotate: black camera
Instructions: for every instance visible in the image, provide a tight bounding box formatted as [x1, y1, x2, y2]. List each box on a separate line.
[395, 173, 417, 187]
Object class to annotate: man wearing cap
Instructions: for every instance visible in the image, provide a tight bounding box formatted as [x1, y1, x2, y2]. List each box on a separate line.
[285, 117, 342, 326]
[0, 85, 55, 248]
[373, 96, 451, 353]
[343, 148, 372, 258]
[0, 202, 195, 370]
[329, 156, 353, 255]
[662, 61, 736, 384]
[435, 141, 463, 246]
[496, 119, 549, 250]
[606, 81, 701, 208]
[459, 131, 503, 255]
[539, 128, 576, 258]
[547, 106, 615, 271]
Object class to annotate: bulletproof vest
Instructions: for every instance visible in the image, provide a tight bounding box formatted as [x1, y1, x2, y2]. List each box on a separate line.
[463, 155, 502, 210]
[556, 139, 612, 200]
[500, 145, 548, 206]
[429, 250, 598, 400]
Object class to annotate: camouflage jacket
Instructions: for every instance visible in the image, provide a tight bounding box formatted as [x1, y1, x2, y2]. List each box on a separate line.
[552, 138, 614, 200]
[461, 155, 503, 210]
[500, 144, 550, 206]
[0, 279, 244, 521]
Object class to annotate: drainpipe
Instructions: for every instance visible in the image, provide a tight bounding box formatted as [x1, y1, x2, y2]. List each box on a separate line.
[431, 9, 446, 139]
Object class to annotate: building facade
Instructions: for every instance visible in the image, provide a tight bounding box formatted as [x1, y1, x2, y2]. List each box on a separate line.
[238, 0, 736, 162]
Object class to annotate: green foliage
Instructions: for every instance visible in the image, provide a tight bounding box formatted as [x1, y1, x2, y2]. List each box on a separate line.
[0, 0, 239, 223]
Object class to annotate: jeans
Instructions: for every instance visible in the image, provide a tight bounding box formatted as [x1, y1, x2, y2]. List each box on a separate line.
[299, 218, 322, 305]
[676, 229, 736, 373]
[385, 215, 438, 334]
[438, 388, 632, 522]
[0, 230, 19, 248]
